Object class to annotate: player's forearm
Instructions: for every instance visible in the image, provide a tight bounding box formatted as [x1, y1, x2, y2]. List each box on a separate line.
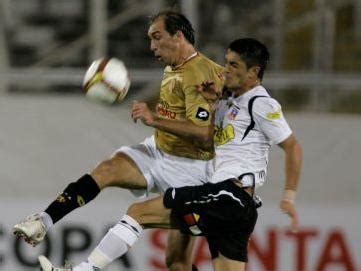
[284, 140, 302, 191]
[152, 117, 213, 147]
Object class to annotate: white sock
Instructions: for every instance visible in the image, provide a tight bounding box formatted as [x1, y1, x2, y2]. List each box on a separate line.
[72, 261, 94, 271]
[75, 215, 142, 270]
[40, 212, 53, 232]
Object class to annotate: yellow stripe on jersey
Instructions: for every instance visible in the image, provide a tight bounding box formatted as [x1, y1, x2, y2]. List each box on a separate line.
[266, 109, 281, 120]
[155, 53, 224, 160]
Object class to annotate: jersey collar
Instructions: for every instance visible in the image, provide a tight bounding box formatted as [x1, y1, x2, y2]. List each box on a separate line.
[172, 52, 198, 70]
[232, 85, 267, 102]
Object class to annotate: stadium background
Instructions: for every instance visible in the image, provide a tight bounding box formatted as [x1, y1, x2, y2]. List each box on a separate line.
[0, 0, 360, 270]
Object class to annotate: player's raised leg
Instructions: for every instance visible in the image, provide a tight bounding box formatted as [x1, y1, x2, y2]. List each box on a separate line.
[14, 152, 147, 246]
[39, 195, 174, 270]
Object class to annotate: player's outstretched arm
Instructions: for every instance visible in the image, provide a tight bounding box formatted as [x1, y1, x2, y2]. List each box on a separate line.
[278, 134, 303, 232]
[131, 100, 214, 149]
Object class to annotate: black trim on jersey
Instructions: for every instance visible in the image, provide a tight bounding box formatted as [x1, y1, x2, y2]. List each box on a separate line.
[241, 95, 267, 141]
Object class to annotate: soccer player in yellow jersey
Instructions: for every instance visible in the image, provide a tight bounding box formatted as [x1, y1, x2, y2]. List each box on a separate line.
[14, 10, 223, 271]
[154, 52, 223, 161]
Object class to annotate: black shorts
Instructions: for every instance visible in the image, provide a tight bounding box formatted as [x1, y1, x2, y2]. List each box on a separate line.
[163, 179, 258, 262]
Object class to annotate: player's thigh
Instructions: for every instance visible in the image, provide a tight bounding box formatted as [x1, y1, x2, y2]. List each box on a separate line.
[166, 230, 195, 266]
[212, 253, 245, 271]
[127, 196, 173, 229]
[91, 152, 147, 189]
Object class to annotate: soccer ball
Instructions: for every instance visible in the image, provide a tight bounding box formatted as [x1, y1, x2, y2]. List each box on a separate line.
[83, 57, 131, 104]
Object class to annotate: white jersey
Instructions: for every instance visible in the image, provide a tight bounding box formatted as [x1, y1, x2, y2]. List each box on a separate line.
[210, 85, 292, 188]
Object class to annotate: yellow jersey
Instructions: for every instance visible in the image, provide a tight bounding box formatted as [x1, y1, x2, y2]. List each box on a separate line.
[155, 53, 224, 160]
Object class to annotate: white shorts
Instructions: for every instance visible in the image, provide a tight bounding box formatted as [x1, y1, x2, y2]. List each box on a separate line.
[116, 136, 214, 198]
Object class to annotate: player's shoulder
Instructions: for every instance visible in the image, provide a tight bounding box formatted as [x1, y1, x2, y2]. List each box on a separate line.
[182, 55, 223, 90]
[250, 87, 282, 115]
[184, 53, 223, 76]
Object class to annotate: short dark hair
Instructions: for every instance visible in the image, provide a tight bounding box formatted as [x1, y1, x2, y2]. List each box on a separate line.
[228, 38, 270, 80]
[149, 10, 195, 45]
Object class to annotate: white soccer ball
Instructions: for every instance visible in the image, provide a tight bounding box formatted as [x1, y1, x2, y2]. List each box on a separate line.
[83, 57, 131, 104]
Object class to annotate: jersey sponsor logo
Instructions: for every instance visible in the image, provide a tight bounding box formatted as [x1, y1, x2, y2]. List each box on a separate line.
[266, 109, 281, 120]
[214, 124, 235, 145]
[157, 100, 177, 119]
[196, 107, 209, 120]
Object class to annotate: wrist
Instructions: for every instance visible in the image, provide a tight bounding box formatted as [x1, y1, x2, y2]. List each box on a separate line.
[150, 115, 161, 127]
[282, 189, 296, 203]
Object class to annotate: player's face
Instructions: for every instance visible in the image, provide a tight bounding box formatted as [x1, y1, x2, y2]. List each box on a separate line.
[148, 18, 180, 66]
[224, 49, 259, 92]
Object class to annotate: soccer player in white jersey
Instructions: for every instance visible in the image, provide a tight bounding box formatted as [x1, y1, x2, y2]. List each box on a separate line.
[37, 38, 302, 271]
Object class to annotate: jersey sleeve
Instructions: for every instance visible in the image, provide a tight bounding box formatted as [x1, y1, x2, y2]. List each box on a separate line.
[252, 97, 292, 144]
[182, 58, 224, 126]
[183, 83, 212, 126]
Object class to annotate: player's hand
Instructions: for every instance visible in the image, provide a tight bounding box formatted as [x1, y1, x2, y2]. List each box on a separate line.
[196, 80, 221, 102]
[280, 199, 299, 232]
[131, 101, 157, 126]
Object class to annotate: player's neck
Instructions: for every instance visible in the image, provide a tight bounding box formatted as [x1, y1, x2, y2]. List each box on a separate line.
[172, 45, 197, 68]
[233, 80, 260, 97]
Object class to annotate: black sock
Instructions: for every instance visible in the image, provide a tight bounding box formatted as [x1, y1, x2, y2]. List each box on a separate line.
[45, 174, 100, 224]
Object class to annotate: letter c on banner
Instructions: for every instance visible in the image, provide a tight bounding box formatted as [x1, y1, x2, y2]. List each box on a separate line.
[14, 235, 51, 267]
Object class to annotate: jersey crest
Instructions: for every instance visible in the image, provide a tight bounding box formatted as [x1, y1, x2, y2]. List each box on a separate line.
[227, 105, 240, 120]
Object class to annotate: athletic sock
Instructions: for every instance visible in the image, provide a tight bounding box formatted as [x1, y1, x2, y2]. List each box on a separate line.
[44, 174, 100, 224]
[39, 212, 53, 232]
[72, 262, 94, 271]
[79, 215, 143, 269]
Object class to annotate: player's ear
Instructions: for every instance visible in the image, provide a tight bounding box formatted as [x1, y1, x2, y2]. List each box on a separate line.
[248, 66, 260, 80]
[175, 30, 184, 40]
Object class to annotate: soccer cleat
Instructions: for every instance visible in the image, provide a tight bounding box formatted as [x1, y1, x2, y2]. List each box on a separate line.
[13, 213, 46, 246]
[38, 255, 72, 271]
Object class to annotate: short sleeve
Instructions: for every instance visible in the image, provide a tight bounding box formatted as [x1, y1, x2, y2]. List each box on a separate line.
[184, 84, 212, 126]
[252, 97, 292, 144]
[181, 58, 224, 126]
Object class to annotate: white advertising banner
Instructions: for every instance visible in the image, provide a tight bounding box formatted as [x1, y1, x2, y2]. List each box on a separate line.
[1, 199, 360, 271]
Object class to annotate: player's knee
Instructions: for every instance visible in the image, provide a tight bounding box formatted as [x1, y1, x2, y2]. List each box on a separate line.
[91, 155, 124, 188]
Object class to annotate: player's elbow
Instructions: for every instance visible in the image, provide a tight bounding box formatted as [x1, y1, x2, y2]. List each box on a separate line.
[199, 130, 212, 143]
[195, 130, 214, 150]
